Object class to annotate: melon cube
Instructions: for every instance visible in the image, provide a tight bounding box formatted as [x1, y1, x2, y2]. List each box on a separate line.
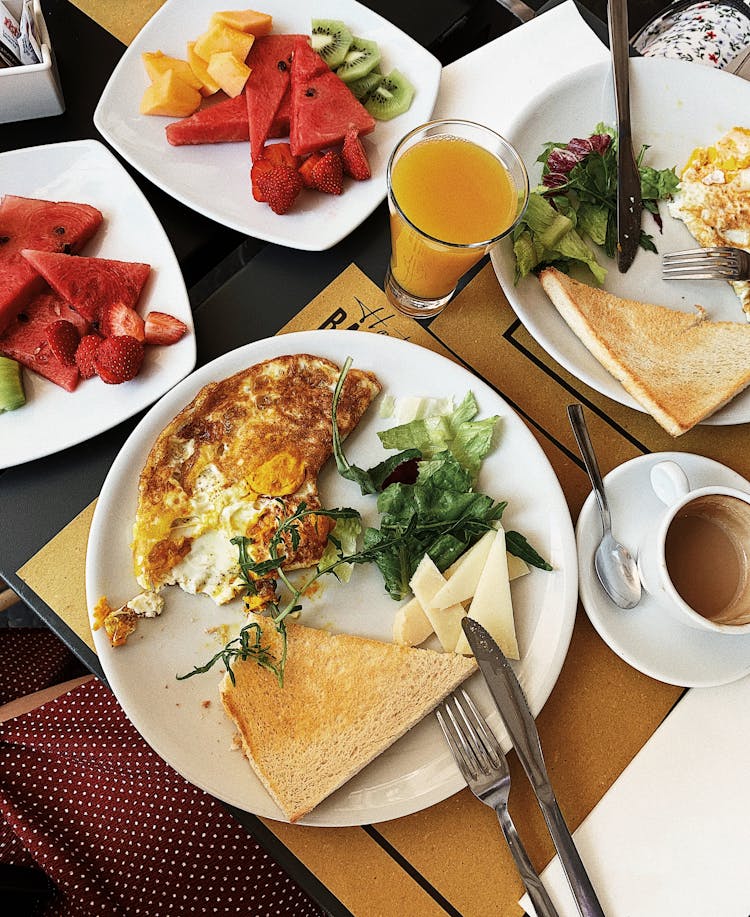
[210, 9, 273, 35]
[187, 41, 221, 96]
[142, 51, 202, 90]
[193, 22, 255, 63]
[140, 69, 202, 117]
[207, 52, 252, 98]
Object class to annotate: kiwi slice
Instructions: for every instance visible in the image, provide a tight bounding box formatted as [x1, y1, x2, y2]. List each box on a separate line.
[0, 356, 25, 413]
[364, 69, 415, 120]
[336, 37, 381, 83]
[348, 69, 383, 101]
[311, 19, 353, 70]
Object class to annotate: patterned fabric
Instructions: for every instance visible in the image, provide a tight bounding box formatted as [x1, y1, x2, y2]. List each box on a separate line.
[0, 679, 324, 917]
[0, 629, 76, 704]
[633, 0, 750, 68]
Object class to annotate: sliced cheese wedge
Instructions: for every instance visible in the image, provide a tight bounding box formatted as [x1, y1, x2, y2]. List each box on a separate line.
[454, 526, 519, 659]
[393, 596, 433, 646]
[431, 530, 495, 609]
[409, 555, 465, 652]
[507, 553, 530, 581]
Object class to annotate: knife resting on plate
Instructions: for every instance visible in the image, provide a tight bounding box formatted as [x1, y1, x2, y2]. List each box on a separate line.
[462, 618, 605, 917]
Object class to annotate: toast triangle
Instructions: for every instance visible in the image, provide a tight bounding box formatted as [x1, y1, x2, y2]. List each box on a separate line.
[220, 614, 476, 822]
[539, 267, 750, 435]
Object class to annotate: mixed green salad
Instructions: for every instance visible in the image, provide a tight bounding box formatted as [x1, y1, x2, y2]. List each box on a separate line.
[179, 359, 549, 686]
[512, 123, 680, 284]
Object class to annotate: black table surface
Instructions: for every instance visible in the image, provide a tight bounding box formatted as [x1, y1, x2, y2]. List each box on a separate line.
[0, 1, 656, 913]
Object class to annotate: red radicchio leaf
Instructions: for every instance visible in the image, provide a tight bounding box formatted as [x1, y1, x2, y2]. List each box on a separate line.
[381, 458, 419, 489]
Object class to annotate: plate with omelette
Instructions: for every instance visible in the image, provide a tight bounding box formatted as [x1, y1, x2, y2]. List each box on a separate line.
[86, 330, 577, 826]
[492, 57, 750, 426]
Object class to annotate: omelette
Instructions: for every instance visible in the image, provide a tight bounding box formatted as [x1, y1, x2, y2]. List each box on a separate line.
[669, 126, 750, 318]
[132, 354, 381, 605]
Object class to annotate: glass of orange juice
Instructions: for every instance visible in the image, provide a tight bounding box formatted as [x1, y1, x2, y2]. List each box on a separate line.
[385, 119, 529, 319]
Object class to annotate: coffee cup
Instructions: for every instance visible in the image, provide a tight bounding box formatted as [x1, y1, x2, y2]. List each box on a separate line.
[637, 460, 750, 633]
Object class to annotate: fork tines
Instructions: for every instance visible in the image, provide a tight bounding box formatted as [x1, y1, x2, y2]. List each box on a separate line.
[662, 246, 748, 280]
[437, 689, 502, 781]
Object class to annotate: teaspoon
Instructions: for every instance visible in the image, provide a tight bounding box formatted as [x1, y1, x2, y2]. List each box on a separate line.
[567, 404, 641, 609]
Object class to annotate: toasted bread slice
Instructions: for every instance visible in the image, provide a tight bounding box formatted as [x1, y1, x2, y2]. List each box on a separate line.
[539, 267, 750, 436]
[220, 614, 476, 822]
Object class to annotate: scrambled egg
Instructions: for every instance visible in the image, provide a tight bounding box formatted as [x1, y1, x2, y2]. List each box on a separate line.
[669, 126, 750, 317]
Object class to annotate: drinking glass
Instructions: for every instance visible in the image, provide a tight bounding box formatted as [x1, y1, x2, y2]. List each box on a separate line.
[384, 119, 529, 319]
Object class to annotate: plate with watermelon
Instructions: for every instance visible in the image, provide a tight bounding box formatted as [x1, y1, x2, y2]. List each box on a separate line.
[0, 140, 195, 469]
[93, 0, 442, 250]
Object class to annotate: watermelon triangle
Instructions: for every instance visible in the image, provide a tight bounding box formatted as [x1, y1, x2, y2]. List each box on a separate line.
[166, 94, 249, 146]
[0, 195, 103, 335]
[21, 250, 151, 324]
[0, 290, 87, 391]
[244, 34, 304, 162]
[289, 36, 376, 157]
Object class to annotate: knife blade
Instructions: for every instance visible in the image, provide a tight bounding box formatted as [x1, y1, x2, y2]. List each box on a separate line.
[462, 617, 605, 917]
[608, 0, 642, 272]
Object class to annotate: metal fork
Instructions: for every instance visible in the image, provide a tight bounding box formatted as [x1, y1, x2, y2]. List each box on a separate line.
[662, 246, 750, 281]
[437, 690, 559, 917]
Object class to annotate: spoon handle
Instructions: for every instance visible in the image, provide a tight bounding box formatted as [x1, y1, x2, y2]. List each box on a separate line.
[567, 404, 611, 531]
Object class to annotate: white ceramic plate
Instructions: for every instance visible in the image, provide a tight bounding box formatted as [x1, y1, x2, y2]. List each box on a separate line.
[94, 0, 441, 251]
[577, 452, 750, 687]
[492, 58, 750, 425]
[86, 330, 577, 826]
[0, 140, 195, 469]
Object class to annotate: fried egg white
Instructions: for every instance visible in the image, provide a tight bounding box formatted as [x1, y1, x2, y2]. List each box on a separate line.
[669, 126, 750, 317]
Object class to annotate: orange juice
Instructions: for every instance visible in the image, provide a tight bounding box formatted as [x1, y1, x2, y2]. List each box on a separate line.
[389, 136, 517, 299]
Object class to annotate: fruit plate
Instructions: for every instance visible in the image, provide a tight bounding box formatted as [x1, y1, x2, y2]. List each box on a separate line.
[93, 0, 442, 251]
[0, 140, 195, 470]
[86, 330, 578, 827]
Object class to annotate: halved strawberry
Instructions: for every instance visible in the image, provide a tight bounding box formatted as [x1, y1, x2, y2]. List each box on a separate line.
[255, 165, 304, 215]
[310, 150, 343, 195]
[144, 311, 188, 346]
[47, 320, 80, 367]
[100, 301, 145, 342]
[75, 333, 103, 379]
[261, 141, 300, 170]
[251, 159, 274, 202]
[342, 129, 371, 181]
[298, 152, 323, 189]
[94, 335, 145, 384]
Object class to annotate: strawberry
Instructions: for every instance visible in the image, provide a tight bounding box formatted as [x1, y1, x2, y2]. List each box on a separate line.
[255, 165, 304, 215]
[47, 320, 80, 367]
[251, 159, 274, 202]
[100, 300, 145, 342]
[94, 335, 145, 384]
[144, 311, 188, 346]
[298, 152, 323, 189]
[310, 150, 343, 195]
[75, 333, 103, 379]
[342, 129, 371, 181]
[261, 142, 300, 171]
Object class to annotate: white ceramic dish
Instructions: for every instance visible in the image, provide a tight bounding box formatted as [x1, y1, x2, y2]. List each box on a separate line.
[0, 140, 195, 469]
[94, 0, 442, 251]
[492, 57, 750, 426]
[577, 451, 750, 687]
[86, 330, 577, 826]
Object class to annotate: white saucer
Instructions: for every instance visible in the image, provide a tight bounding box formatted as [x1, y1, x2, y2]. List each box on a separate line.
[577, 452, 750, 688]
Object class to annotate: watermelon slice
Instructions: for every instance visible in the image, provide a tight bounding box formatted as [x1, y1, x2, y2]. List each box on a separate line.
[289, 37, 376, 158]
[270, 89, 291, 139]
[0, 195, 103, 336]
[0, 290, 88, 392]
[166, 94, 250, 146]
[20, 250, 151, 324]
[244, 34, 304, 162]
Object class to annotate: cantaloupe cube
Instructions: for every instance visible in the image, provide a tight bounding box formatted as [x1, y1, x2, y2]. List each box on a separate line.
[210, 9, 273, 35]
[206, 51, 252, 98]
[140, 69, 202, 117]
[193, 22, 255, 63]
[187, 41, 221, 96]
[142, 51, 202, 90]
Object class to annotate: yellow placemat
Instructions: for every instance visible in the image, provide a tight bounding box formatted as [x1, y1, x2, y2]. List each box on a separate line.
[70, 0, 164, 45]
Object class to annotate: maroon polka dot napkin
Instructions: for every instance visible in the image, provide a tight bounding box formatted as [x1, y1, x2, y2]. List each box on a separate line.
[0, 679, 325, 916]
[0, 629, 76, 705]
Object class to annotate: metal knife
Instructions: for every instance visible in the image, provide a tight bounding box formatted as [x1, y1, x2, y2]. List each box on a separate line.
[608, 0, 642, 272]
[462, 618, 605, 917]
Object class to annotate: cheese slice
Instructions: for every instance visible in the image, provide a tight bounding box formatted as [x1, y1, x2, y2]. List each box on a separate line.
[409, 555, 465, 652]
[506, 552, 529, 581]
[431, 530, 495, 609]
[393, 596, 433, 646]
[454, 526, 519, 659]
